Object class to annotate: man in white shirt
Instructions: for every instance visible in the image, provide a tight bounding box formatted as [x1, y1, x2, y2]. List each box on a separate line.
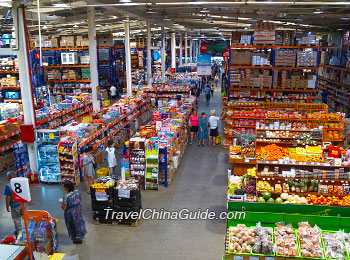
[208, 109, 220, 147]
[110, 85, 117, 100]
[105, 140, 118, 179]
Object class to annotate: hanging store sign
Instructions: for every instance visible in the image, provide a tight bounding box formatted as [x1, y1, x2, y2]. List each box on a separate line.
[197, 54, 211, 76]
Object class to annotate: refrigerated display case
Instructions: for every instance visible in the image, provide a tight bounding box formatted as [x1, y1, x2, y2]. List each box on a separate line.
[13, 142, 30, 177]
[36, 129, 61, 183]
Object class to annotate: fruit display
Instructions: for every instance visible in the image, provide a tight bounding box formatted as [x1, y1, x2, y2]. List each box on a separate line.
[322, 232, 346, 259]
[228, 224, 255, 253]
[256, 144, 289, 161]
[344, 233, 350, 254]
[307, 195, 350, 206]
[228, 175, 243, 196]
[229, 146, 242, 159]
[242, 174, 256, 194]
[256, 181, 273, 192]
[91, 177, 115, 189]
[275, 223, 298, 257]
[297, 222, 323, 258]
[252, 223, 274, 255]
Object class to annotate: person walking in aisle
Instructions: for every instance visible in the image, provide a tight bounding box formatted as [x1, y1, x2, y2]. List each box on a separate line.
[61, 181, 87, 244]
[211, 85, 215, 97]
[205, 85, 211, 105]
[105, 140, 118, 179]
[198, 112, 209, 146]
[110, 85, 117, 101]
[208, 110, 221, 147]
[81, 146, 96, 194]
[4, 171, 24, 236]
[189, 110, 199, 144]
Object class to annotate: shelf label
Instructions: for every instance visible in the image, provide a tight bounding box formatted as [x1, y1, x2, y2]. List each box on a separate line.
[49, 133, 55, 139]
[265, 258, 275, 260]
[95, 192, 108, 201]
[233, 256, 243, 260]
[118, 189, 130, 198]
[250, 257, 259, 260]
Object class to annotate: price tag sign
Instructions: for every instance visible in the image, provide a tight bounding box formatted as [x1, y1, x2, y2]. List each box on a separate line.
[11, 177, 31, 203]
[265, 257, 275, 260]
[49, 133, 55, 139]
[250, 257, 259, 260]
[95, 192, 108, 201]
[233, 256, 243, 260]
[118, 189, 130, 198]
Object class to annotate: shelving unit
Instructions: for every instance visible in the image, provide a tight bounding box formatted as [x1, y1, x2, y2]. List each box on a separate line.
[145, 137, 159, 190]
[58, 141, 80, 185]
[129, 138, 146, 190]
[228, 45, 320, 101]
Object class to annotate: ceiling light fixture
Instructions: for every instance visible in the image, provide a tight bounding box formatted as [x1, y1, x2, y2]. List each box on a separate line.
[244, 27, 249, 30]
[313, 11, 323, 14]
[164, 17, 171, 21]
[338, 28, 344, 30]
[340, 17, 350, 20]
[147, 8, 156, 14]
[73, 25, 78, 28]
[53, 3, 70, 8]
[200, 8, 210, 13]
[119, 0, 132, 2]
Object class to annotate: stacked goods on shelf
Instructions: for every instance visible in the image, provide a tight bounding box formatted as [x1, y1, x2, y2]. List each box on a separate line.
[0, 120, 21, 154]
[90, 176, 115, 224]
[0, 103, 19, 120]
[58, 141, 80, 184]
[113, 179, 141, 225]
[129, 138, 146, 189]
[253, 22, 276, 45]
[145, 137, 159, 190]
[275, 49, 296, 67]
[36, 129, 61, 183]
[0, 74, 18, 88]
[0, 56, 18, 72]
[13, 142, 30, 177]
[297, 50, 318, 67]
[275, 30, 296, 46]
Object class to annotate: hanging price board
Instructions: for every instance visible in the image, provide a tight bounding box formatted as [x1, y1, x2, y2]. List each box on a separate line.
[11, 177, 31, 203]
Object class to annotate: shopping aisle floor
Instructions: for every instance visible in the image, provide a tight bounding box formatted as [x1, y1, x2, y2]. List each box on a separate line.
[0, 87, 230, 260]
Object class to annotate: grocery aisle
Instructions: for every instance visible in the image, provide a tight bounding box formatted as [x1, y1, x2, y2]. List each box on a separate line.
[0, 86, 229, 259]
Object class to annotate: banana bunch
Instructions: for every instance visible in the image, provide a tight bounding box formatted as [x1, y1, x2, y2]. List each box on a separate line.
[247, 167, 257, 177]
[257, 181, 274, 192]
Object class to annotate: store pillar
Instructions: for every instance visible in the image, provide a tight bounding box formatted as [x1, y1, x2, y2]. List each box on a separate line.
[189, 38, 193, 64]
[179, 34, 183, 67]
[161, 27, 166, 82]
[146, 22, 152, 87]
[87, 7, 100, 112]
[171, 33, 176, 72]
[184, 34, 188, 66]
[12, 2, 38, 173]
[124, 20, 132, 96]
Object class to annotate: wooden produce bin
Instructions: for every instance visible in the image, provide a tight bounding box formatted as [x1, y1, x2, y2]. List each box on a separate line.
[228, 158, 256, 176]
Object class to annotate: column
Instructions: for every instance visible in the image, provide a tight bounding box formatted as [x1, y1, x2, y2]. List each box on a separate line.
[184, 34, 188, 66]
[179, 34, 183, 67]
[146, 22, 152, 87]
[171, 33, 176, 71]
[12, 3, 38, 172]
[87, 7, 100, 112]
[190, 38, 193, 64]
[124, 20, 132, 96]
[161, 27, 166, 82]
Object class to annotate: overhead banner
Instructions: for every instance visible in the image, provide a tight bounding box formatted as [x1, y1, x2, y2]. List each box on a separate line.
[197, 54, 211, 76]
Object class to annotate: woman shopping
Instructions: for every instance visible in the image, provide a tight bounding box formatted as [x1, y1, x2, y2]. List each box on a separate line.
[198, 112, 209, 146]
[81, 146, 96, 193]
[208, 110, 221, 147]
[189, 110, 199, 144]
[61, 181, 87, 244]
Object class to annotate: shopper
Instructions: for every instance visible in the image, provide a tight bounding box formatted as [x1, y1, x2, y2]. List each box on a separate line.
[110, 85, 117, 101]
[327, 141, 342, 159]
[208, 110, 221, 147]
[61, 181, 87, 244]
[81, 146, 96, 194]
[105, 140, 118, 179]
[321, 89, 328, 104]
[204, 85, 211, 105]
[4, 171, 23, 236]
[189, 110, 199, 144]
[198, 112, 209, 146]
[211, 85, 214, 97]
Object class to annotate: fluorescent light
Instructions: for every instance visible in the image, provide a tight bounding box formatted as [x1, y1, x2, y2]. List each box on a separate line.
[313, 11, 323, 14]
[244, 27, 249, 30]
[53, 3, 70, 8]
[120, 0, 132, 2]
[73, 25, 78, 28]
[200, 8, 210, 13]
[164, 17, 171, 21]
[338, 28, 344, 30]
[147, 9, 156, 14]
[340, 17, 349, 20]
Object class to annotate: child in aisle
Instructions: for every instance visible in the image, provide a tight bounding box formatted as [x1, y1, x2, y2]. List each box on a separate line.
[105, 140, 118, 179]
[198, 112, 209, 146]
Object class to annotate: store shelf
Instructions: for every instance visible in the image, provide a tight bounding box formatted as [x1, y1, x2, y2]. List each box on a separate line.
[0, 140, 20, 153]
[46, 80, 91, 83]
[4, 99, 22, 103]
[257, 175, 350, 182]
[0, 86, 20, 89]
[231, 45, 320, 49]
[226, 125, 256, 128]
[256, 160, 349, 168]
[79, 128, 105, 148]
[230, 95, 315, 100]
[318, 76, 349, 88]
[230, 65, 318, 70]
[229, 88, 316, 93]
[257, 190, 349, 197]
[257, 128, 322, 132]
[227, 116, 344, 122]
[320, 64, 350, 72]
[45, 65, 90, 68]
[256, 140, 322, 145]
[41, 47, 89, 51]
[0, 70, 19, 73]
[0, 129, 20, 142]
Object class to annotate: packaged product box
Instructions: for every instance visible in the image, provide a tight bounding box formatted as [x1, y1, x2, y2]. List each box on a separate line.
[66, 40, 75, 48]
[80, 40, 89, 47]
[59, 40, 66, 48]
[51, 38, 58, 48]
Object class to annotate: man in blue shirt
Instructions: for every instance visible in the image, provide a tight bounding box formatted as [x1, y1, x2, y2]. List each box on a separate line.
[4, 171, 23, 235]
[205, 85, 211, 105]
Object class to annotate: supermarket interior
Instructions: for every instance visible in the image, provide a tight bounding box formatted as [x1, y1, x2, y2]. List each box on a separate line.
[3, 0, 350, 260]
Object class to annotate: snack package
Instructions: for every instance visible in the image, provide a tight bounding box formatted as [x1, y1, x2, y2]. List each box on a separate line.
[323, 231, 346, 259]
[297, 222, 323, 258]
[253, 222, 274, 255]
[275, 222, 298, 257]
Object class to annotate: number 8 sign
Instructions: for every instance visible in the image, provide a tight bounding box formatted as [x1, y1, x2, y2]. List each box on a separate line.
[11, 177, 31, 203]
